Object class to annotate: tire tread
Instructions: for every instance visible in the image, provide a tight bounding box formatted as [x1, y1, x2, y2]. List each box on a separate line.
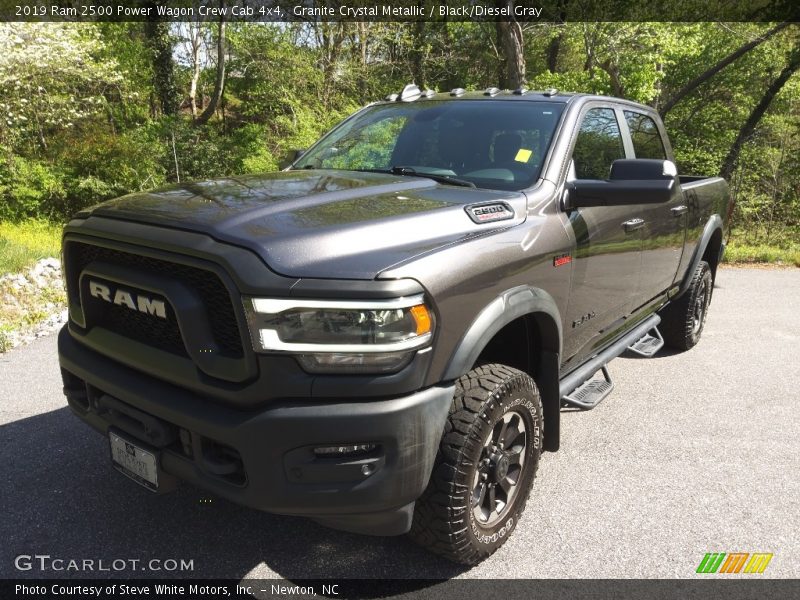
[661, 260, 712, 351]
[408, 363, 541, 565]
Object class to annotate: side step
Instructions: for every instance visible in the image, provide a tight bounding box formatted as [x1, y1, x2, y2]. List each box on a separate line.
[559, 314, 661, 411]
[562, 366, 614, 410]
[627, 327, 664, 357]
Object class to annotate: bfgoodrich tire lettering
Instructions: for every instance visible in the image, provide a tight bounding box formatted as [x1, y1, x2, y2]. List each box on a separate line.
[408, 364, 543, 565]
[661, 260, 713, 351]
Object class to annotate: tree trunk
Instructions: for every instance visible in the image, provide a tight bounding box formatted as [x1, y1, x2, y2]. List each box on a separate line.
[195, 1, 226, 126]
[764, 130, 787, 245]
[651, 60, 664, 111]
[545, 1, 567, 73]
[316, 22, 346, 106]
[719, 49, 800, 181]
[495, 1, 526, 89]
[546, 32, 562, 73]
[188, 23, 203, 118]
[352, 22, 369, 94]
[411, 17, 426, 88]
[144, 5, 179, 116]
[661, 21, 790, 116]
[601, 59, 624, 97]
[34, 111, 47, 151]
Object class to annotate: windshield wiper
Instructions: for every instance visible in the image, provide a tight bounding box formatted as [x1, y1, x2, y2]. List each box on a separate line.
[356, 166, 476, 188]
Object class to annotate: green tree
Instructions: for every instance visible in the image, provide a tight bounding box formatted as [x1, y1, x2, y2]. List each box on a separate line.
[0, 23, 124, 150]
[143, 7, 179, 116]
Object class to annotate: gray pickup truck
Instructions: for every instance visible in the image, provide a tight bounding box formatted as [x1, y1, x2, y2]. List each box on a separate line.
[58, 85, 731, 564]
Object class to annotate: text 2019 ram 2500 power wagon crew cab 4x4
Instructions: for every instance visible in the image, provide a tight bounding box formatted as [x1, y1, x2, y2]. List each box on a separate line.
[58, 85, 730, 564]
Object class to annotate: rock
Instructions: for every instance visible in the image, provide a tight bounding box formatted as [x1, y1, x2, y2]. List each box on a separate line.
[0, 257, 67, 353]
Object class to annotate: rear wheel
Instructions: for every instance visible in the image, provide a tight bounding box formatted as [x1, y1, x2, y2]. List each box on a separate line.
[408, 364, 542, 565]
[660, 260, 713, 351]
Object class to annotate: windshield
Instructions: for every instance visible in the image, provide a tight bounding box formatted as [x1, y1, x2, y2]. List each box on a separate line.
[294, 100, 565, 191]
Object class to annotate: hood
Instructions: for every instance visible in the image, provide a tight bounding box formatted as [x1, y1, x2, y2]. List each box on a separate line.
[81, 170, 527, 279]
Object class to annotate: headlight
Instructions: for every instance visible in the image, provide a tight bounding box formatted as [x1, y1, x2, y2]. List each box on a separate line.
[243, 294, 434, 374]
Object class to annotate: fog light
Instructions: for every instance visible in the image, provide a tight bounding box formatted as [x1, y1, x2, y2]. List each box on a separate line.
[297, 351, 413, 374]
[313, 443, 376, 458]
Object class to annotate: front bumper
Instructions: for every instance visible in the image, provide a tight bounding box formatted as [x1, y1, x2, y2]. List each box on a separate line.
[58, 326, 453, 536]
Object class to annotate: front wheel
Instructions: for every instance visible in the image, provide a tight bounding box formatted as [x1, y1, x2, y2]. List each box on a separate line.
[408, 364, 543, 565]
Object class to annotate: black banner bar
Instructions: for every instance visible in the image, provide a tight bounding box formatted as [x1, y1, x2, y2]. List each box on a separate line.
[4, 579, 800, 600]
[1, 0, 799, 23]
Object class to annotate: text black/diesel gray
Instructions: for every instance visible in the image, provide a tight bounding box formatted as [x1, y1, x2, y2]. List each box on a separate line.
[58, 86, 731, 564]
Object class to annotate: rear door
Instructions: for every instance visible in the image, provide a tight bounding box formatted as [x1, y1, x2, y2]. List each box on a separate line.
[562, 105, 642, 367]
[621, 110, 687, 306]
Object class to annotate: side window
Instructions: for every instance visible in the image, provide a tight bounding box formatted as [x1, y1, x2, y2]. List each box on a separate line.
[624, 111, 666, 160]
[572, 108, 625, 179]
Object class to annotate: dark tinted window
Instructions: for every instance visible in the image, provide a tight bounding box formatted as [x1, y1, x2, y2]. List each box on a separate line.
[624, 111, 666, 160]
[572, 108, 625, 179]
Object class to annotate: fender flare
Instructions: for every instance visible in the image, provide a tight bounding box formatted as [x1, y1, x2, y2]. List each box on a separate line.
[678, 214, 723, 296]
[442, 285, 563, 452]
[443, 285, 562, 381]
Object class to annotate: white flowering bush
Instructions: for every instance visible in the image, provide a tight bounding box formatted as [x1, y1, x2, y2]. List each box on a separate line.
[0, 23, 124, 147]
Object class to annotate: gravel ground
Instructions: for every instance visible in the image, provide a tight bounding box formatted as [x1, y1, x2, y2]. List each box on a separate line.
[0, 257, 67, 352]
[0, 267, 797, 582]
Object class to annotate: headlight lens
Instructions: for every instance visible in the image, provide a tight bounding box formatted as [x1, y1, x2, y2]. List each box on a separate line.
[243, 295, 434, 373]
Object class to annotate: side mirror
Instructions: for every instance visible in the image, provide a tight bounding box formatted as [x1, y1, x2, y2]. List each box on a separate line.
[279, 149, 306, 170]
[564, 159, 677, 209]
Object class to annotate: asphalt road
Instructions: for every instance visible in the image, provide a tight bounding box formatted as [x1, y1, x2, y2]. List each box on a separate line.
[1, 267, 798, 582]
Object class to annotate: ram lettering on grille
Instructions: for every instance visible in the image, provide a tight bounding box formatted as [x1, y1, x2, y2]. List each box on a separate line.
[89, 281, 167, 320]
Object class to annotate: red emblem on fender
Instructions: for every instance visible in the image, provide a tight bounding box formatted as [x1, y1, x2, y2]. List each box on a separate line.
[553, 254, 572, 267]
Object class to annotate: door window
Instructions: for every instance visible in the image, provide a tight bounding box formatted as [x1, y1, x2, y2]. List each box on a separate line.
[623, 111, 667, 160]
[572, 108, 625, 180]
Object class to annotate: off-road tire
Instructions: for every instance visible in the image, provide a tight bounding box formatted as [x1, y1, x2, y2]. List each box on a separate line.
[660, 260, 713, 351]
[408, 364, 543, 565]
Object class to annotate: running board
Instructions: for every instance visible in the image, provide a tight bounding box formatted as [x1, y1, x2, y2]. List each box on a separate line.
[562, 366, 614, 410]
[627, 327, 664, 357]
[560, 314, 661, 410]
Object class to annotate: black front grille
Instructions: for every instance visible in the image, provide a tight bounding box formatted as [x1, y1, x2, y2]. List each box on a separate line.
[96, 292, 186, 356]
[65, 241, 244, 359]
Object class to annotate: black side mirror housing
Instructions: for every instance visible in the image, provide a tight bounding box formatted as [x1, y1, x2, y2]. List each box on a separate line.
[564, 159, 678, 209]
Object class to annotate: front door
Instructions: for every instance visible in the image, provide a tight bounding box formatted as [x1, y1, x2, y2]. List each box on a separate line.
[562, 106, 642, 368]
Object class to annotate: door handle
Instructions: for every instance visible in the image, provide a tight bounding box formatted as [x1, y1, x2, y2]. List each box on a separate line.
[622, 218, 645, 232]
[671, 205, 688, 216]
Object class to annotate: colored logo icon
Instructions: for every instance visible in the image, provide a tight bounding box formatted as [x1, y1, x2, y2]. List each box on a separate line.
[696, 553, 773, 574]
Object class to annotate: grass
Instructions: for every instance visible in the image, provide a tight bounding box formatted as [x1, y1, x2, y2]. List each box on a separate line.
[723, 242, 800, 267]
[0, 326, 12, 352]
[0, 220, 63, 275]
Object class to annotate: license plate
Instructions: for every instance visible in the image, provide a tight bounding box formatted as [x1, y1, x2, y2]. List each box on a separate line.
[109, 432, 159, 491]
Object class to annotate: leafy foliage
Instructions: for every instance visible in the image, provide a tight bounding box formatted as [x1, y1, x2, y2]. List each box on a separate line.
[0, 21, 796, 248]
[0, 24, 125, 150]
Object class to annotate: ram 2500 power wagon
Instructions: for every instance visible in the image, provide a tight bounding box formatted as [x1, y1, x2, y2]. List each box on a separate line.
[58, 85, 731, 564]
